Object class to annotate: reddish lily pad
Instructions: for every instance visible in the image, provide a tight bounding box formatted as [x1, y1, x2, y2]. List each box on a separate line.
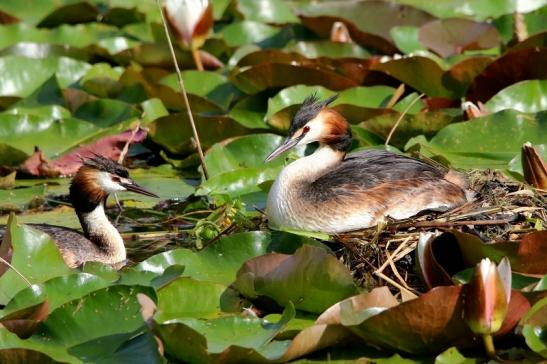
[418, 19, 501, 58]
[467, 47, 547, 103]
[297, 1, 434, 54]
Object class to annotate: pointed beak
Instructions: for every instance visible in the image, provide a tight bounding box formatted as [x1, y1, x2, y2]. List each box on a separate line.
[265, 137, 300, 162]
[121, 181, 159, 198]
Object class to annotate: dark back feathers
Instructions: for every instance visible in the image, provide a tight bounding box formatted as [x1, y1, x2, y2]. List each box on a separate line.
[305, 149, 447, 201]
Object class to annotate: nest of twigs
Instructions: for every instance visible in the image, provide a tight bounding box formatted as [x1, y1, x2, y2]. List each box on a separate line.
[334, 170, 546, 297]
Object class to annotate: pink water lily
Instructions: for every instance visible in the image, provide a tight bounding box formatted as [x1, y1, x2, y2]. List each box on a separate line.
[464, 258, 510, 334]
[464, 257, 511, 358]
[164, 0, 213, 70]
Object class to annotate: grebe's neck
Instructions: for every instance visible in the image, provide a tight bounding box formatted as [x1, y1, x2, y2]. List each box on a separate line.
[76, 202, 126, 262]
[282, 144, 344, 182]
[69, 176, 126, 262]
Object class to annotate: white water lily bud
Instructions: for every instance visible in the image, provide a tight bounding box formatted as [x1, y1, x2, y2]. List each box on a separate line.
[164, 0, 213, 49]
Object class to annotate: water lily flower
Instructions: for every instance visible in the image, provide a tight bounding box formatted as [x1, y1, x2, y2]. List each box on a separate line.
[164, 0, 213, 69]
[464, 257, 511, 358]
[464, 258, 510, 334]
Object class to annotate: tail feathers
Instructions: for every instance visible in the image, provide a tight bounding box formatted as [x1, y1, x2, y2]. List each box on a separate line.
[444, 170, 475, 202]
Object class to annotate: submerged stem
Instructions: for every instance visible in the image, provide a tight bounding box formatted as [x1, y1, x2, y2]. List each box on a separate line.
[191, 47, 204, 71]
[482, 334, 497, 359]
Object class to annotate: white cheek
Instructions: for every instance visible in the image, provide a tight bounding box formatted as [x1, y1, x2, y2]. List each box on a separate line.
[297, 119, 325, 145]
[96, 172, 127, 194]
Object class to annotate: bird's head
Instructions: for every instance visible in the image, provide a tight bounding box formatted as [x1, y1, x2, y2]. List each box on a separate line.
[265, 94, 351, 162]
[70, 155, 158, 205]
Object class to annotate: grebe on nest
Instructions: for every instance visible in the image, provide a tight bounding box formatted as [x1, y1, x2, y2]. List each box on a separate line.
[265, 94, 469, 233]
[0, 155, 158, 267]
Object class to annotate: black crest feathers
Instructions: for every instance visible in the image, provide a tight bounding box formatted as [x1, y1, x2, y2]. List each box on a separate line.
[81, 154, 129, 178]
[289, 93, 339, 137]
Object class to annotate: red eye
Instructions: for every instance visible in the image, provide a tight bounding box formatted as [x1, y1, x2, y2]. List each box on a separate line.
[303, 126, 310, 133]
[111, 176, 121, 183]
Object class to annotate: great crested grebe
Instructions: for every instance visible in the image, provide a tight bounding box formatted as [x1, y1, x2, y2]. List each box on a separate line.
[0, 156, 158, 268]
[265, 94, 469, 233]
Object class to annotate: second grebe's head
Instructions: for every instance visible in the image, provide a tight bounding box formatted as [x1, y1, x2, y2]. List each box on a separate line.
[265, 93, 351, 162]
[70, 155, 159, 209]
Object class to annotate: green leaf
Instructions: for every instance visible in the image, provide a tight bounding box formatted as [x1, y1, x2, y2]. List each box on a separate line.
[234, 245, 358, 313]
[521, 297, 547, 358]
[0, 56, 91, 97]
[285, 41, 370, 59]
[0, 216, 71, 305]
[406, 110, 547, 170]
[2, 273, 112, 318]
[156, 303, 295, 363]
[392, 0, 546, 20]
[0, 143, 28, 166]
[159, 71, 239, 109]
[0, 186, 46, 212]
[135, 231, 319, 286]
[155, 277, 240, 322]
[204, 134, 303, 178]
[390, 26, 426, 54]
[486, 79, 547, 113]
[196, 166, 280, 198]
[236, 0, 299, 23]
[73, 99, 139, 127]
[0, 114, 98, 157]
[435, 347, 476, 364]
[148, 114, 251, 155]
[220, 21, 284, 47]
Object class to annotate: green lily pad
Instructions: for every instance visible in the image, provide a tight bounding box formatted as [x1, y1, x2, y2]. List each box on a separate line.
[0, 56, 91, 98]
[234, 245, 358, 313]
[285, 41, 370, 59]
[148, 113, 251, 155]
[135, 231, 320, 286]
[220, 21, 284, 47]
[406, 110, 547, 170]
[235, 0, 299, 24]
[155, 277, 241, 322]
[73, 99, 139, 127]
[2, 273, 112, 318]
[0, 215, 71, 305]
[392, 0, 546, 20]
[390, 26, 426, 54]
[0, 186, 46, 212]
[159, 71, 239, 109]
[204, 133, 305, 178]
[157, 303, 295, 363]
[521, 297, 547, 358]
[485, 79, 547, 113]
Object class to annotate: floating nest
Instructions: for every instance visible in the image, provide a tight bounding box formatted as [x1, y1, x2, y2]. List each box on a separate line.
[334, 170, 546, 296]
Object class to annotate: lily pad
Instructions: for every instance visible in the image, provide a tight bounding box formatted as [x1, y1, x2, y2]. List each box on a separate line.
[156, 303, 295, 363]
[135, 231, 320, 286]
[0, 56, 90, 98]
[406, 110, 547, 169]
[234, 245, 357, 313]
[485, 79, 547, 113]
[0, 215, 71, 305]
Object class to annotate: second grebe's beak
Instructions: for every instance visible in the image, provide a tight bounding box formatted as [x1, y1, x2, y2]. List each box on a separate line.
[121, 180, 159, 198]
[265, 137, 301, 162]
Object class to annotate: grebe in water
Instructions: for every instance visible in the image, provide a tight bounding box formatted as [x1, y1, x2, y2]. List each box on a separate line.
[0, 156, 158, 267]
